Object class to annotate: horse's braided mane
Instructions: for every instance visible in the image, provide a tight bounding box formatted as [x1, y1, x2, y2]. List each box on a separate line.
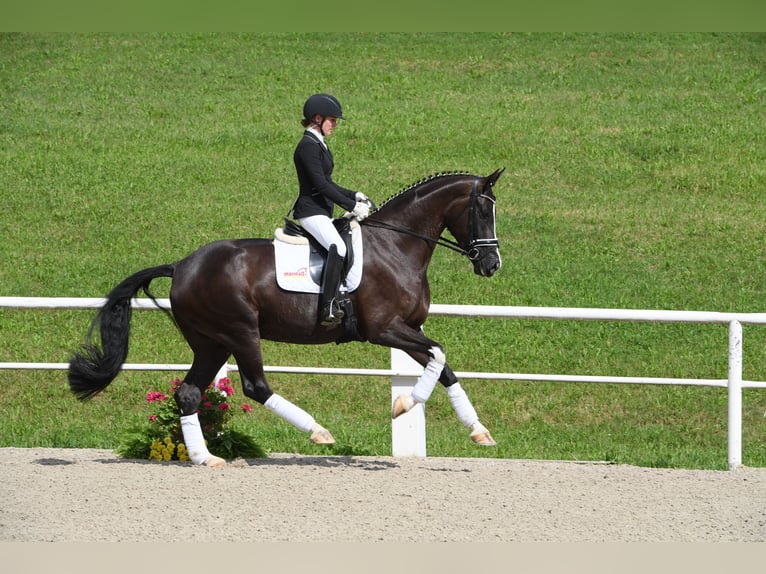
[378, 171, 472, 208]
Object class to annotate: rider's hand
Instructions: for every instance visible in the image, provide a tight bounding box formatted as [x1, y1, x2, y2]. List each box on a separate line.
[355, 192, 368, 202]
[352, 201, 370, 221]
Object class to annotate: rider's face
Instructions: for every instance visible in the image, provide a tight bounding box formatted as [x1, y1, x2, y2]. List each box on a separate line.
[318, 116, 339, 136]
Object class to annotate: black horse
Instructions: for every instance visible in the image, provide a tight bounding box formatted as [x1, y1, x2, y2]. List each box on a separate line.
[69, 170, 504, 466]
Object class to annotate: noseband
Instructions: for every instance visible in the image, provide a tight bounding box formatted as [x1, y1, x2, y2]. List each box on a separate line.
[465, 178, 500, 262]
[362, 178, 499, 261]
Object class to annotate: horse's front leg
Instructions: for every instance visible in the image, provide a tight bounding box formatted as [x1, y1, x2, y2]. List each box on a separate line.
[439, 364, 496, 446]
[391, 348, 496, 447]
[390, 340, 445, 417]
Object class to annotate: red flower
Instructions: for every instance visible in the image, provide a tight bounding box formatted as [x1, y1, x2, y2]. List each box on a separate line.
[149, 415, 157, 422]
[218, 402, 231, 411]
[146, 391, 167, 403]
[214, 377, 235, 397]
[203, 401, 213, 409]
[239, 403, 252, 413]
[221, 384, 235, 396]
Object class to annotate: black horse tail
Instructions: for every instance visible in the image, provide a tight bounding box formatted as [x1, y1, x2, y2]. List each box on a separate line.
[68, 264, 175, 401]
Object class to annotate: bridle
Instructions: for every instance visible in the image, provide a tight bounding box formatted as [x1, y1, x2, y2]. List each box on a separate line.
[464, 178, 500, 261]
[361, 178, 499, 261]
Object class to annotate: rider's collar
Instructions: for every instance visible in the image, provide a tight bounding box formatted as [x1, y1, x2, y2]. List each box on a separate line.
[306, 127, 327, 149]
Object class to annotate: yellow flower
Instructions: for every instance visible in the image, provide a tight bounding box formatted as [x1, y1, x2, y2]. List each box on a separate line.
[177, 443, 190, 462]
[149, 438, 164, 461]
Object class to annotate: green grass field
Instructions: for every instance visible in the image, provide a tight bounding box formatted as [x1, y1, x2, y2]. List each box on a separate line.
[1, 33, 765, 469]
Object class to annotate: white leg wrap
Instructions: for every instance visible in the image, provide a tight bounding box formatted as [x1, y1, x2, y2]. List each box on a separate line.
[265, 393, 315, 433]
[411, 348, 445, 404]
[180, 413, 212, 465]
[446, 382, 479, 428]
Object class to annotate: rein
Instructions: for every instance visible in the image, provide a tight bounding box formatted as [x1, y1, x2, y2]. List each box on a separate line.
[362, 218, 470, 256]
[361, 178, 499, 261]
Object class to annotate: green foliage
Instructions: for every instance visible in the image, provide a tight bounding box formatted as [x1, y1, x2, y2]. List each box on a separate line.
[206, 429, 267, 460]
[1, 33, 765, 469]
[115, 431, 154, 460]
[115, 376, 266, 461]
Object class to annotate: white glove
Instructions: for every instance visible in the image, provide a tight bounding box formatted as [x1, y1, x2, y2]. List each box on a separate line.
[352, 200, 370, 221]
[355, 192, 368, 202]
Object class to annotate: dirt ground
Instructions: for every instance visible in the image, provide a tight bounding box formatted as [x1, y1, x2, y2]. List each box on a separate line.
[2, 447, 764, 542]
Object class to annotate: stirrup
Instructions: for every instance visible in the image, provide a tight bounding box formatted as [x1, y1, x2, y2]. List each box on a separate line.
[320, 300, 345, 326]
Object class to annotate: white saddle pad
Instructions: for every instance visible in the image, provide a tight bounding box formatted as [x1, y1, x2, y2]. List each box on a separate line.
[273, 219, 363, 294]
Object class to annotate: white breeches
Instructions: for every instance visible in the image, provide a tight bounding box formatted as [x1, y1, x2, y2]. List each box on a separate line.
[298, 215, 347, 257]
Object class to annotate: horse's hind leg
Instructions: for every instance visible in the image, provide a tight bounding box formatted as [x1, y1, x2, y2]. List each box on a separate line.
[233, 338, 336, 445]
[174, 336, 230, 467]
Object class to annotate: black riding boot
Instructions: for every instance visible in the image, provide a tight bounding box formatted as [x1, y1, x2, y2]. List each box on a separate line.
[318, 245, 346, 326]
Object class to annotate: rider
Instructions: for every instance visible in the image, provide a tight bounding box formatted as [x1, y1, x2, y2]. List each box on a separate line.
[291, 93, 371, 326]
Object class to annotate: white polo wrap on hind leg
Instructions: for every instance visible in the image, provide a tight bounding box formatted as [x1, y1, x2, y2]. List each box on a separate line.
[446, 382, 479, 428]
[265, 393, 315, 433]
[180, 413, 213, 465]
[411, 347, 446, 404]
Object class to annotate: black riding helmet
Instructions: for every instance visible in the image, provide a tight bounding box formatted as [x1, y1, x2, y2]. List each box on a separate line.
[303, 93, 345, 123]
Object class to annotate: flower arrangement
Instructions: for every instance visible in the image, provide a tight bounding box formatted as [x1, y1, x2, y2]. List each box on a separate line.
[117, 376, 265, 461]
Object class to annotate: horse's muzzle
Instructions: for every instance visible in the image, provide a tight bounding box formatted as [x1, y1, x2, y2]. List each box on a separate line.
[471, 248, 502, 277]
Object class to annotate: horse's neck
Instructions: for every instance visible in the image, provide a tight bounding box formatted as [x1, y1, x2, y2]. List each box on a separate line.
[366, 188, 459, 277]
[381, 187, 456, 238]
[386, 211, 445, 239]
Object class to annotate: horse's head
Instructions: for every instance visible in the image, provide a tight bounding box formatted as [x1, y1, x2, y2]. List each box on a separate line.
[364, 169, 504, 277]
[446, 169, 504, 277]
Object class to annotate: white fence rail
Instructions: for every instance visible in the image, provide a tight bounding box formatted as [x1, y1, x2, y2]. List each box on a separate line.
[2, 296, 766, 470]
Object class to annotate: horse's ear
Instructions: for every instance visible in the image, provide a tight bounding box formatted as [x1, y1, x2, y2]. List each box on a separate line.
[484, 168, 505, 190]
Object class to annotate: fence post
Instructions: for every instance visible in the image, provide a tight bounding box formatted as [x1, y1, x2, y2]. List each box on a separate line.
[390, 348, 426, 457]
[728, 320, 743, 470]
[215, 363, 229, 384]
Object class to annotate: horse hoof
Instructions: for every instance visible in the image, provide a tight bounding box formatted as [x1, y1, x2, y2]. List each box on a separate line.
[311, 427, 336, 445]
[204, 455, 226, 467]
[470, 430, 497, 446]
[392, 394, 415, 419]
